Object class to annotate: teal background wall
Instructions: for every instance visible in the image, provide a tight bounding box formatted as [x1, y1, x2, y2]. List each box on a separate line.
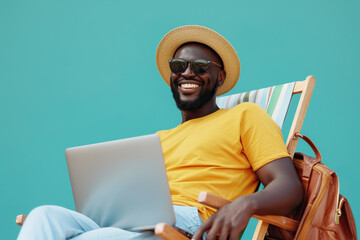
[1, 0, 359, 238]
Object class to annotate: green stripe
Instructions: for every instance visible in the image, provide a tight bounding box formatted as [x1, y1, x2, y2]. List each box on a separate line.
[266, 84, 283, 116]
[242, 91, 250, 102]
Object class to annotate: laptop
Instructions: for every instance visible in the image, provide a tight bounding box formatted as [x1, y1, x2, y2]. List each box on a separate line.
[65, 134, 175, 231]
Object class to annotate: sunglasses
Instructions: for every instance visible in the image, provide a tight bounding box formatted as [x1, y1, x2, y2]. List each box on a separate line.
[168, 58, 223, 75]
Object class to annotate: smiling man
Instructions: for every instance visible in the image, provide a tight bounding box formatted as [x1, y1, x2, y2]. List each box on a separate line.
[155, 25, 303, 240]
[17, 25, 302, 240]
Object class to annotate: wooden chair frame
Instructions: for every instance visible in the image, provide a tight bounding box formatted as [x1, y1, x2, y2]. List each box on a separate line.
[251, 75, 315, 240]
[16, 76, 315, 240]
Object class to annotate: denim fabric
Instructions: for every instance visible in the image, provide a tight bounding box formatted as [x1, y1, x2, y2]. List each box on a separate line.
[17, 205, 204, 240]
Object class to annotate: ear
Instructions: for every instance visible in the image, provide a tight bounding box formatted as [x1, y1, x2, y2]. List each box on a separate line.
[217, 70, 226, 87]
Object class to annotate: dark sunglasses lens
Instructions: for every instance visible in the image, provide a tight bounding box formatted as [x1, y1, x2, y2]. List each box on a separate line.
[191, 59, 210, 75]
[169, 59, 187, 74]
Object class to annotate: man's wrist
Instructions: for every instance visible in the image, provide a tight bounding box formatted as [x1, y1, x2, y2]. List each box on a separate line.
[234, 194, 258, 217]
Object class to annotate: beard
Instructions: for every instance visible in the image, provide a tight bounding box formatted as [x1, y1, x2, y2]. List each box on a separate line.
[170, 78, 218, 111]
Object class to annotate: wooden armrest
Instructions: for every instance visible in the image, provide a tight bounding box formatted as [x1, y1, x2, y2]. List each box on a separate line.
[254, 215, 299, 232]
[16, 214, 27, 226]
[198, 192, 299, 232]
[155, 223, 190, 240]
[198, 191, 232, 208]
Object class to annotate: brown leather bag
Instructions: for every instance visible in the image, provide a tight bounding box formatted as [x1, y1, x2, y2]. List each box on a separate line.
[267, 134, 357, 240]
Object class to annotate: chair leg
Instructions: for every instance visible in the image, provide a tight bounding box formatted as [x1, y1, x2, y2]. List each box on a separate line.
[155, 223, 190, 240]
[252, 220, 269, 240]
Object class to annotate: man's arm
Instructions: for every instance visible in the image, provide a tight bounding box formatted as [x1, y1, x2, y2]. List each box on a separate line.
[192, 157, 303, 240]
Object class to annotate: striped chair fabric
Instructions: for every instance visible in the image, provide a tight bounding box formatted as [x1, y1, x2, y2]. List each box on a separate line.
[216, 82, 295, 129]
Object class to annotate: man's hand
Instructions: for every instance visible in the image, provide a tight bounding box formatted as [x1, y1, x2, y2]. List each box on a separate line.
[192, 195, 255, 240]
[192, 157, 303, 240]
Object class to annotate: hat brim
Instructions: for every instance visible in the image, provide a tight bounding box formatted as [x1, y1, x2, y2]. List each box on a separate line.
[156, 25, 240, 96]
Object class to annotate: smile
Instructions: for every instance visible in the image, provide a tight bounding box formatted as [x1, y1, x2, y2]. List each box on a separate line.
[180, 83, 200, 89]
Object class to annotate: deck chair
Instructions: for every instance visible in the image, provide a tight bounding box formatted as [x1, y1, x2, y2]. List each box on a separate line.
[154, 75, 316, 240]
[16, 76, 316, 240]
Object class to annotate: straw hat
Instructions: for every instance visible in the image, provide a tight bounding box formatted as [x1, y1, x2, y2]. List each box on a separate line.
[156, 25, 240, 96]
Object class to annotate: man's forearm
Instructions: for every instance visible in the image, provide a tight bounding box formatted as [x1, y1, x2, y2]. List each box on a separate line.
[250, 157, 303, 216]
[243, 175, 303, 217]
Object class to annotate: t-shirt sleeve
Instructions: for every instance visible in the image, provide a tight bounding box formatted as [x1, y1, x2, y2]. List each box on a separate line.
[239, 103, 290, 171]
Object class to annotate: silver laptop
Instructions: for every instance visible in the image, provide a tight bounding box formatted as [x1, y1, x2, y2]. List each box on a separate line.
[65, 134, 175, 231]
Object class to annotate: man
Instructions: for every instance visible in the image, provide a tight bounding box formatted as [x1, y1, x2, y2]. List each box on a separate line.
[156, 25, 303, 240]
[17, 25, 302, 240]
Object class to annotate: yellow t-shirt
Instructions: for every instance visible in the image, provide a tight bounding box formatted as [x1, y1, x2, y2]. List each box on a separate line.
[156, 103, 290, 221]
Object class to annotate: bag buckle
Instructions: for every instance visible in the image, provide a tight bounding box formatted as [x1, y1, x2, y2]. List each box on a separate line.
[335, 209, 342, 224]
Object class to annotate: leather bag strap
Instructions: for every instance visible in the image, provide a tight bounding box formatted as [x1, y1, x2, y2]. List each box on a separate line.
[292, 133, 322, 207]
[291, 133, 322, 161]
[292, 133, 322, 178]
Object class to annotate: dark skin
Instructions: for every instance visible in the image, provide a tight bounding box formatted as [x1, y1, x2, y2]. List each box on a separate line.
[170, 43, 303, 240]
[171, 43, 226, 123]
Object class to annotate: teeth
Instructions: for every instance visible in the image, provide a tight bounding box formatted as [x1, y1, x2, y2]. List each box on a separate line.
[181, 83, 199, 88]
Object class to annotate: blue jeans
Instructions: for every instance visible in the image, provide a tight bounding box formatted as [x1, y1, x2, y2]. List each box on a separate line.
[17, 205, 204, 240]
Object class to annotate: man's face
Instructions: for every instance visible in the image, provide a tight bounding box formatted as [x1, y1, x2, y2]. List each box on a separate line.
[170, 43, 224, 111]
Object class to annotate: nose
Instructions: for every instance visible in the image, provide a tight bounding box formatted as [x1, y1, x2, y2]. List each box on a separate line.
[181, 63, 196, 78]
